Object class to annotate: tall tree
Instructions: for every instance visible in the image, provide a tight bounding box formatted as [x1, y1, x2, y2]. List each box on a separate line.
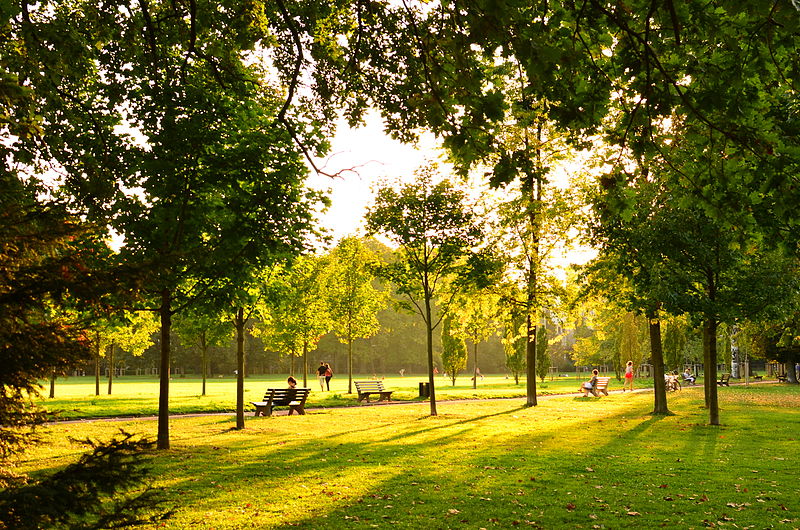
[174, 310, 231, 396]
[452, 290, 499, 389]
[323, 237, 386, 394]
[263, 257, 331, 388]
[366, 164, 483, 416]
[441, 315, 467, 386]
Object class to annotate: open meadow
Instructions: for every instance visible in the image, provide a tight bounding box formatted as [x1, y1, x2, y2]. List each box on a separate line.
[39, 373, 654, 420]
[18, 382, 800, 528]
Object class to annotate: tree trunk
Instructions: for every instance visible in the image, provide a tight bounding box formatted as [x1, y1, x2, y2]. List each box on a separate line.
[472, 341, 478, 390]
[201, 330, 207, 396]
[648, 308, 670, 415]
[157, 288, 172, 450]
[424, 275, 437, 416]
[49, 371, 55, 398]
[95, 331, 100, 396]
[235, 308, 245, 430]
[730, 325, 740, 379]
[302, 340, 309, 388]
[704, 317, 720, 425]
[348, 338, 353, 394]
[107, 340, 114, 395]
[524, 120, 544, 408]
[786, 360, 798, 384]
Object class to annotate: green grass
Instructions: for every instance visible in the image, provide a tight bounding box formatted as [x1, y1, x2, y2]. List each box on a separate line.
[39, 373, 664, 420]
[17, 383, 800, 529]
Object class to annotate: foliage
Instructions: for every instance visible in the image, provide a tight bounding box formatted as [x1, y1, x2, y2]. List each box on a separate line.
[260, 257, 331, 384]
[366, 163, 484, 415]
[0, 431, 170, 530]
[322, 237, 386, 392]
[535, 325, 551, 382]
[440, 315, 467, 386]
[502, 308, 527, 385]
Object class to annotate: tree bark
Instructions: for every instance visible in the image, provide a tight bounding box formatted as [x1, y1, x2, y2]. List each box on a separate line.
[348, 338, 354, 394]
[49, 371, 55, 398]
[425, 283, 438, 416]
[157, 288, 172, 450]
[201, 330, 207, 396]
[107, 340, 114, 395]
[302, 340, 308, 388]
[235, 307, 245, 430]
[704, 317, 720, 425]
[730, 325, 740, 378]
[472, 341, 478, 390]
[95, 331, 100, 396]
[647, 308, 670, 414]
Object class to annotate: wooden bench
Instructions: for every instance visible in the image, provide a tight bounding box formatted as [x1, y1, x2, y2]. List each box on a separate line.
[776, 374, 788, 383]
[751, 373, 763, 381]
[717, 374, 731, 386]
[354, 380, 394, 403]
[579, 376, 610, 397]
[251, 388, 310, 417]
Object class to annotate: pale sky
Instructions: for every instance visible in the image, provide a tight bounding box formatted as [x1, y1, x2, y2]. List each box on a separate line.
[308, 114, 596, 272]
[307, 112, 441, 242]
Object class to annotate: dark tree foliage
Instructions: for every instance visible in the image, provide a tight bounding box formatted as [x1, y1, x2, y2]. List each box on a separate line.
[0, 431, 171, 530]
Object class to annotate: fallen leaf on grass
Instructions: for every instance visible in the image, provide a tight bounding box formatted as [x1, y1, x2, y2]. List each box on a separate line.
[566, 503, 576, 511]
[626, 511, 640, 516]
[448, 509, 461, 515]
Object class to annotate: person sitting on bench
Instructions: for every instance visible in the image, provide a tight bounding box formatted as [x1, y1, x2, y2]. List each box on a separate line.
[581, 369, 599, 397]
[682, 369, 696, 384]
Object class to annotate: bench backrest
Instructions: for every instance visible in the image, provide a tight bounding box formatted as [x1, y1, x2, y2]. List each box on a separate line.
[263, 388, 310, 405]
[594, 377, 611, 389]
[354, 380, 386, 392]
[720, 374, 730, 381]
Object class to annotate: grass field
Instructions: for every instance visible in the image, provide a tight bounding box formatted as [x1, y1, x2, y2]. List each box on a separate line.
[39, 373, 662, 420]
[17, 381, 800, 528]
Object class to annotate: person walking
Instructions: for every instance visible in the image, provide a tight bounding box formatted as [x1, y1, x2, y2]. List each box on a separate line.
[316, 362, 327, 391]
[623, 360, 634, 392]
[324, 363, 333, 391]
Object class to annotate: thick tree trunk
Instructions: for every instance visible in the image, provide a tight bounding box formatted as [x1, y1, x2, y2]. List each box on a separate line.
[235, 308, 245, 430]
[704, 317, 720, 425]
[157, 288, 172, 450]
[648, 308, 670, 415]
[786, 360, 798, 384]
[107, 341, 114, 395]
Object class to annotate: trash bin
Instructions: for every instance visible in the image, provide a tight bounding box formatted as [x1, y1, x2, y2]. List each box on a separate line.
[418, 381, 430, 398]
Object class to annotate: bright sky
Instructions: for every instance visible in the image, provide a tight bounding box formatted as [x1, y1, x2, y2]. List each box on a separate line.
[308, 113, 597, 273]
[307, 111, 441, 241]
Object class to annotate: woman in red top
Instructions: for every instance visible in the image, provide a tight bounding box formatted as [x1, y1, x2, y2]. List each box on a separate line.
[623, 360, 634, 392]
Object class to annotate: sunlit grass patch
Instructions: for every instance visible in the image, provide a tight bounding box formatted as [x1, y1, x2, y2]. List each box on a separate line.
[16, 384, 800, 529]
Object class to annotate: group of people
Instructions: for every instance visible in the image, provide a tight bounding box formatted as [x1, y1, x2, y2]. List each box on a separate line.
[580, 362, 700, 396]
[580, 360, 636, 396]
[284, 361, 334, 391]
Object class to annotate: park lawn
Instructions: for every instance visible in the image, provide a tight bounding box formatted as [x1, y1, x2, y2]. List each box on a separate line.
[16, 383, 799, 529]
[38, 373, 662, 420]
